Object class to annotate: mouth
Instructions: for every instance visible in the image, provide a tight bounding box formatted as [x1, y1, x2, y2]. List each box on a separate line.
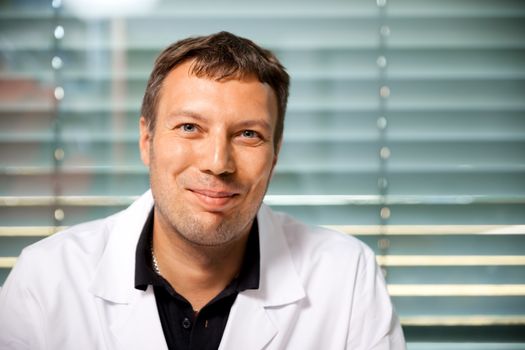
[188, 188, 240, 211]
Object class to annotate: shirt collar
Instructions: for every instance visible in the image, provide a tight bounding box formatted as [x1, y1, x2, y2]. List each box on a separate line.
[134, 208, 260, 292]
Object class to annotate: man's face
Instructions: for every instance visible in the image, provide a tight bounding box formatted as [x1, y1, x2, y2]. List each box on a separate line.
[139, 60, 279, 246]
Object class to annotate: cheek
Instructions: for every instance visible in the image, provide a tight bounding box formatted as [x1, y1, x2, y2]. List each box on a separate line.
[151, 137, 193, 175]
[239, 150, 276, 189]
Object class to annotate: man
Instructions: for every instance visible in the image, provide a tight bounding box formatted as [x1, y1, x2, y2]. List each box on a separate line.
[0, 32, 405, 349]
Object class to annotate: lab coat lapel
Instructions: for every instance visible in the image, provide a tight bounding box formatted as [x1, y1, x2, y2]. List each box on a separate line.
[89, 191, 167, 350]
[108, 286, 167, 350]
[218, 292, 277, 350]
[219, 204, 306, 350]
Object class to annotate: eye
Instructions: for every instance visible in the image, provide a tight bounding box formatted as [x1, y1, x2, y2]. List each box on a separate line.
[181, 123, 197, 132]
[241, 130, 258, 138]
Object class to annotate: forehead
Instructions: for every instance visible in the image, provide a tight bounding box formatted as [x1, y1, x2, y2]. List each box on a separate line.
[157, 61, 278, 122]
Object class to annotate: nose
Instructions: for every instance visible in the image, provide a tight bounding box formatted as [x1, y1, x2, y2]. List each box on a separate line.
[199, 133, 236, 176]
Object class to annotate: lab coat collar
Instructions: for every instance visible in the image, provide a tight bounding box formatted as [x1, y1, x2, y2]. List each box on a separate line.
[250, 203, 306, 307]
[89, 190, 154, 304]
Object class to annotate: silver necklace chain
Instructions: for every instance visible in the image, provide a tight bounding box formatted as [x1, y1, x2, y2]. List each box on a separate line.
[150, 240, 161, 275]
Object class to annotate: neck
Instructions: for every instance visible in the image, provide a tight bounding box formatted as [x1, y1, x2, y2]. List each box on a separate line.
[152, 210, 251, 311]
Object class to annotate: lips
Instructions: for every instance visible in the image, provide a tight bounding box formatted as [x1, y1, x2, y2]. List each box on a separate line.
[188, 188, 240, 211]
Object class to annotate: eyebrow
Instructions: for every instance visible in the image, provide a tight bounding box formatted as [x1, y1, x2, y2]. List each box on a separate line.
[235, 119, 272, 133]
[167, 109, 272, 132]
[166, 109, 207, 122]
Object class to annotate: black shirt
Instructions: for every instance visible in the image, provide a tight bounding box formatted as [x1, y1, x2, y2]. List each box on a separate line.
[135, 209, 260, 350]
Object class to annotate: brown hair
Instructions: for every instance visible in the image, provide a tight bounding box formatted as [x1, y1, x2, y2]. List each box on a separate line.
[141, 31, 290, 147]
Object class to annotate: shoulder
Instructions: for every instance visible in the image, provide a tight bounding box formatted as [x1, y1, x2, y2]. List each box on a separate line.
[17, 192, 154, 267]
[267, 208, 376, 275]
[24, 213, 117, 257]
[12, 212, 120, 286]
[260, 207, 389, 324]
[271, 209, 372, 255]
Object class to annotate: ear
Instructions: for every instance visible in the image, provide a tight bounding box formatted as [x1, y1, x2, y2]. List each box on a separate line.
[139, 116, 152, 167]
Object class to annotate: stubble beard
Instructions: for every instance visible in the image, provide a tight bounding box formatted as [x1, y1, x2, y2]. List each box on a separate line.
[148, 147, 267, 248]
[154, 190, 257, 247]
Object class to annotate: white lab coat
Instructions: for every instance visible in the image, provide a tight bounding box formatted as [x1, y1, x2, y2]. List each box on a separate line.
[0, 190, 405, 349]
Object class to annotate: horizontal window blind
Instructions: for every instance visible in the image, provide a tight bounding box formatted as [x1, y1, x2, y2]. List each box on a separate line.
[1, 0, 524, 348]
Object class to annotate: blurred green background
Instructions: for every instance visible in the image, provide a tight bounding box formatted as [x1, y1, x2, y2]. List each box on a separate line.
[1, 0, 524, 348]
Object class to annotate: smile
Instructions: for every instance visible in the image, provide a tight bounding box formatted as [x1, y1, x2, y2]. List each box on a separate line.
[188, 188, 240, 211]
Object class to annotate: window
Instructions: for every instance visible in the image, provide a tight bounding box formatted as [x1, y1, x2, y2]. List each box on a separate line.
[1, 0, 524, 347]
